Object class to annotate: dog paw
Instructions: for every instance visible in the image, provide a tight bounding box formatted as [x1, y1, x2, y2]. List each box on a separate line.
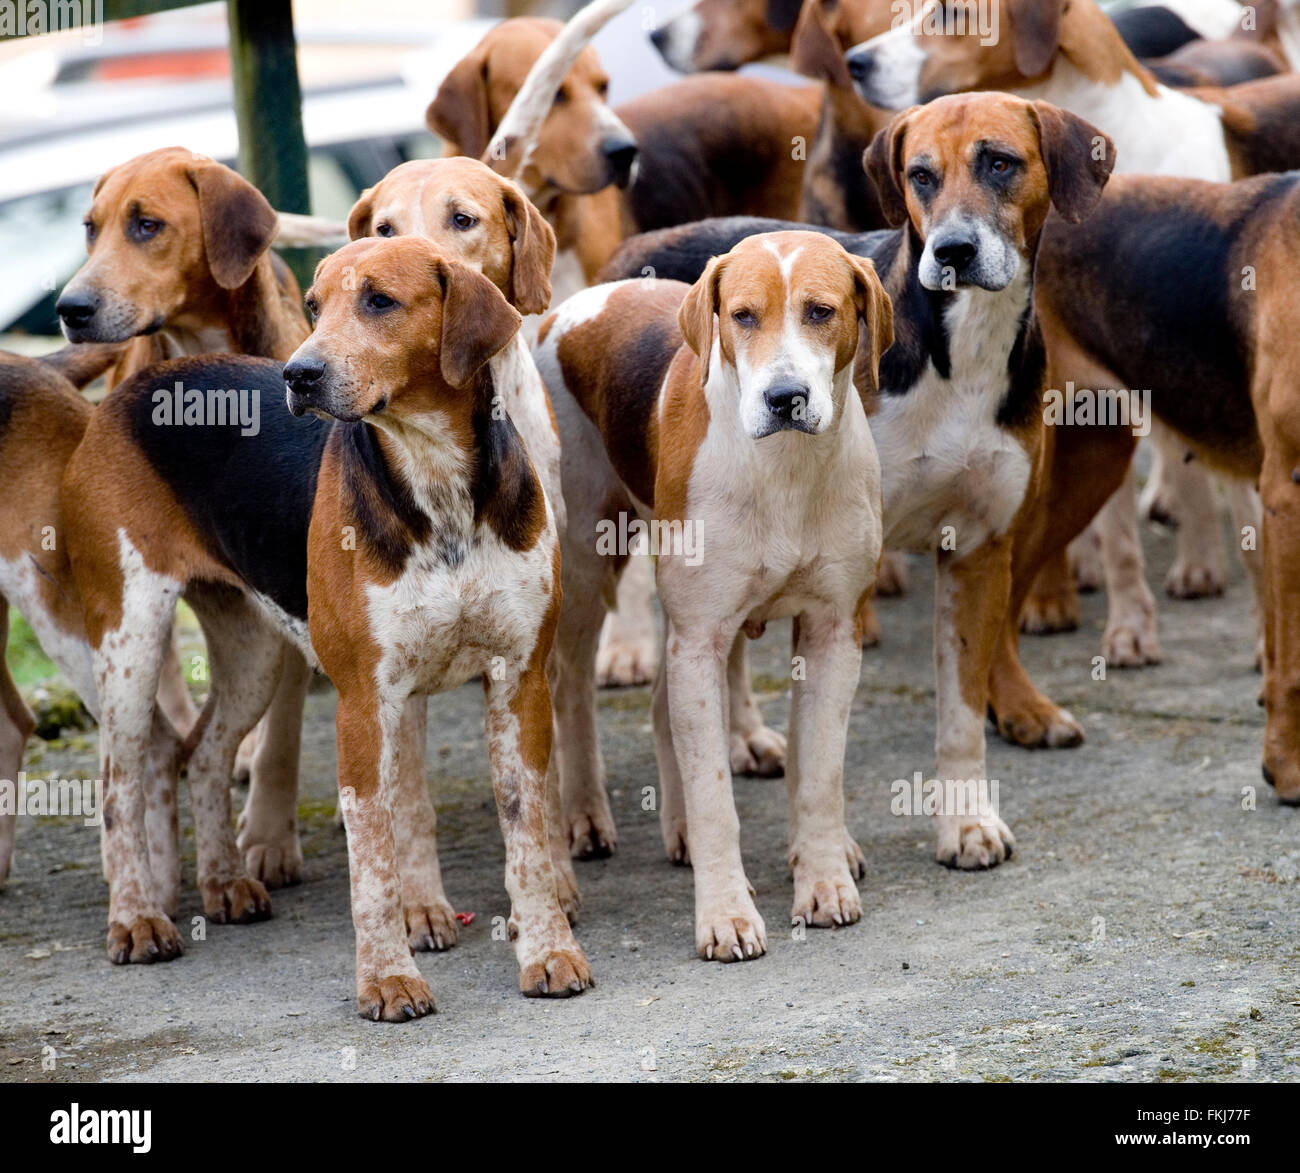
[565, 801, 617, 860]
[876, 550, 909, 596]
[1102, 617, 1162, 667]
[357, 971, 435, 1022]
[596, 637, 656, 688]
[1164, 558, 1226, 599]
[994, 701, 1084, 749]
[1019, 590, 1079, 635]
[237, 821, 303, 889]
[518, 946, 593, 997]
[935, 815, 1015, 870]
[791, 862, 862, 929]
[199, 876, 272, 924]
[405, 898, 459, 952]
[107, 915, 183, 965]
[730, 725, 786, 777]
[696, 896, 766, 962]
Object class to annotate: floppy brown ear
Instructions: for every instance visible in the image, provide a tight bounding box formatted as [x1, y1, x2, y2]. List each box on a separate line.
[427, 50, 492, 158]
[849, 255, 894, 400]
[1030, 102, 1115, 223]
[790, 0, 853, 89]
[501, 184, 556, 315]
[863, 109, 913, 228]
[187, 162, 278, 290]
[678, 254, 727, 385]
[1009, 0, 1063, 78]
[347, 187, 376, 240]
[438, 258, 523, 388]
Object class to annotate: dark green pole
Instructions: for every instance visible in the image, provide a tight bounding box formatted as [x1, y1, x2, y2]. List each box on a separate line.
[226, 0, 318, 289]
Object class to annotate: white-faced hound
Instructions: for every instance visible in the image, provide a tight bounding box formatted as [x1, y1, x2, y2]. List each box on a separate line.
[538, 229, 892, 960]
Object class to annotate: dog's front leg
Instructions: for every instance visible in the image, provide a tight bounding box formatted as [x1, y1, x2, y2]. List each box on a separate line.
[933, 540, 1016, 869]
[665, 620, 766, 961]
[391, 694, 460, 953]
[786, 610, 864, 929]
[484, 662, 592, 997]
[336, 689, 434, 1022]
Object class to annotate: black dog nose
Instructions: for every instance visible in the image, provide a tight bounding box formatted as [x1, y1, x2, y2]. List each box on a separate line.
[56, 291, 97, 328]
[283, 356, 326, 390]
[649, 27, 668, 51]
[602, 137, 639, 181]
[933, 239, 978, 271]
[846, 48, 874, 84]
[764, 382, 810, 420]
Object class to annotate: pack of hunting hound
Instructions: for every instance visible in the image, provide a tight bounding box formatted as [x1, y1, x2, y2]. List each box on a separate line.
[1, 0, 1296, 1021]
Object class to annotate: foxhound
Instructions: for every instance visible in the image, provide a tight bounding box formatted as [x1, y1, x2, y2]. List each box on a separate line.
[62, 236, 588, 1020]
[555, 91, 1116, 873]
[538, 229, 892, 959]
[844, 0, 1299, 687]
[650, 0, 803, 72]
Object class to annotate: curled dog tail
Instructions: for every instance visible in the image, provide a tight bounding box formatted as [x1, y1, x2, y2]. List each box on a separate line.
[485, 0, 633, 180]
[39, 341, 128, 388]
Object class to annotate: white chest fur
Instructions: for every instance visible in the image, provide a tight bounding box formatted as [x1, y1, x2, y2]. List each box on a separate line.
[875, 273, 1033, 555]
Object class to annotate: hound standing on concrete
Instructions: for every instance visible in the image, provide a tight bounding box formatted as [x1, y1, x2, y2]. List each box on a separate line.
[63, 237, 588, 1019]
[538, 230, 892, 959]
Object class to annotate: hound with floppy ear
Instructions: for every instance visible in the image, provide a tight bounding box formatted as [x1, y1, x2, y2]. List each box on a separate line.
[64, 236, 589, 1019]
[536, 230, 891, 960]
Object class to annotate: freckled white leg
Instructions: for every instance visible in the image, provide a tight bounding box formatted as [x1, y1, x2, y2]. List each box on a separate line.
[1098, 465, 1162, 667]
[390, 694, 459, 952]
[596, 552, 657, 687]
[184, 591, 277, 925]
[1068, 520, 1104, 592]
[1138, 429, 1174, 525]
[1163, 450, 1229, 599]
[337, 689, 433, 1022]
[652, 623, 689, 864]
[785, 610, 864, 929]
[665, 619, 766, 962]
[96, 573, 186, 964]
[142, 710, 184, 919]
[237, 644, 309, 887]
[542, 720, 581, 920]
[483, 664, 591, 997]
[933, 542, 1016, 869]
[727, 633, 787, 777]
[0, 600, 34, 886]
[1224, 477, 1266, 669]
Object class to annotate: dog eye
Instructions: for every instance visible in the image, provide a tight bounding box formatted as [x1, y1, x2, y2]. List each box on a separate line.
[988, 156, 1014, 174]
[596, 80, 609, 98]
[451, 212, 478, 231]
[366, 292, 397, 312]
[136, 217, 162, 239]
[554, 86, 568, 105]
[375, 222, 395, 237]
[304, 298, 318, 321]
[732, 309, 758, 327]
[909, 168, 933, 188]
[83, 219, 96, 242]
[806, 304, 834, 323]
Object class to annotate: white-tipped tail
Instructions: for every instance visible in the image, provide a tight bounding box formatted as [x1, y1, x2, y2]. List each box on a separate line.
[484, 0, 634, 180]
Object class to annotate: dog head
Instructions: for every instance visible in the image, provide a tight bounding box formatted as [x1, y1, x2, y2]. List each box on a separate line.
[679, 230, 893, 439]
[284, 237, 521, 423]
[845, 0, 1089, 109]
[347, 157, 556, 316]
[427, 18, 637, 196]
[57, 147, 278, 344]
[650, 0, 802, 72]
[865, 92, 1114, 290]
[790, 0, 896, 88]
